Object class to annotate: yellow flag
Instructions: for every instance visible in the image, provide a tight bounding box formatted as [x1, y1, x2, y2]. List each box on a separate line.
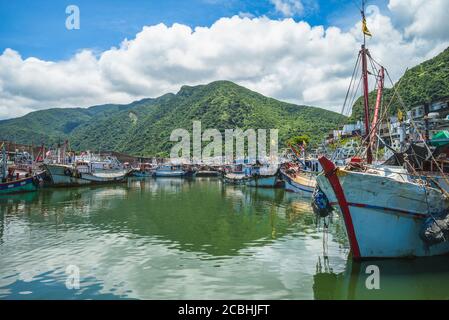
[398, 109, 403, 122]
[362, 17, 372, 37]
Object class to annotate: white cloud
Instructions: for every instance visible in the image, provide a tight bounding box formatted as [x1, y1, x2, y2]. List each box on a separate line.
[0, 0, 448, 119]
[388, 0, 449, 40]
[270, 0, 304, 17]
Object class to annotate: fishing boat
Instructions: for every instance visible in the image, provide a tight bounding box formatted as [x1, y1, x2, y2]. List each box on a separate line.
[224, 164, 279, 187]
[44, 161, 129, 186]
[317, 157, 449, 258]
[196, 170, 220, 177]
[280, 163, 317, 195]
[44, 148, 130, 186]
[0, 175, 37, 195]
[132, 170, 153, 178]
[383, 142, 449, 193]
[223, 172, 247, 185]
[0, 144, 39, 194]
[154, 165, 195, 178]
[280, 143, 321, 195]
[131, 163, 156, 177]
[245, 164, 279, 187]
[195, 165, 220, 177]
[314, 2, 449, 259]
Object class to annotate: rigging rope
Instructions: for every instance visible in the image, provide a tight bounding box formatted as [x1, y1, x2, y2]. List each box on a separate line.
[341, 52, 362, 117]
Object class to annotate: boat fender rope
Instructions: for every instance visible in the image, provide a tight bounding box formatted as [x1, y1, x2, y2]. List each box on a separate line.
[312, 186, 333, 218]
[420, 208, 449, 246]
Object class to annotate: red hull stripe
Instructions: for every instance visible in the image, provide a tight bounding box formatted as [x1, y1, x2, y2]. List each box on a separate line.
[329, 202, 428, 219]
[318, 156, 361, 259]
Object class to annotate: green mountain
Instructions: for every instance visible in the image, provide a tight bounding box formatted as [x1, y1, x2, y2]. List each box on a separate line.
[0, 81, 345, 156]
[350, 46, 449, 121]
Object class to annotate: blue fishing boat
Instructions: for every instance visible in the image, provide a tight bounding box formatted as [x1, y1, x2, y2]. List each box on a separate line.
[131, 163, 155, 177]
[0, 176, 37, 195]
[132, 171, 153, 177]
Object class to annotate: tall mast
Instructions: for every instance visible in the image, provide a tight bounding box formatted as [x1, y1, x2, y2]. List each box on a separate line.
[370, 67, 385, 148]
[361, 1, 372, 164]
[2, 144, 6, 179]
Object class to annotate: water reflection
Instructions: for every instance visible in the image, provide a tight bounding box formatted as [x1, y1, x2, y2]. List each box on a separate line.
[2, 178, 447, 299]
[1, 178, 332, 299]
[313, 255, 449, 300]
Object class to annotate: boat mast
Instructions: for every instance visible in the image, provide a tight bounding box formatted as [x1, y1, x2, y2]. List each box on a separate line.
[360, 0, 372, 164]
[370, 66, 385, 149]
[1, 144, 6, 179]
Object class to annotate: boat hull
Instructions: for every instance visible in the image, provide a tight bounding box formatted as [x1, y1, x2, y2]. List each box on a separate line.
[223, 173, 247, 185]
[334, 202, 449, 258]
[131, 171, 154, 177]
[245, 175, 277, 187]
[44, 164, 128, 186]
[280, 169, 315, 195]
[224, 173, 277, 187]
[154, 171, 186, 178]
[0, 176, 37, 195]
[317, 157, 449, 259]
[196, 171, 220, 177]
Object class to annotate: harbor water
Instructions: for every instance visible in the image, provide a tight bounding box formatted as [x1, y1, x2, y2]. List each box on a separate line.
[1, 177, 449, 299]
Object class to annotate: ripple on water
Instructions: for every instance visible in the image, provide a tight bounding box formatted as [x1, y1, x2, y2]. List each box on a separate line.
[0, 180, 355, 299]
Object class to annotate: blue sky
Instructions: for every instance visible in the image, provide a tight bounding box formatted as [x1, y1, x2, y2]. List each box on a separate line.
[0, 0, 387, 60]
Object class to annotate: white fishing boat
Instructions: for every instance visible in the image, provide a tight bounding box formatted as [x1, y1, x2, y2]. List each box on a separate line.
[43, 148, 129, 186]
[223, 171, 247, 185]
[44, 161, 129, 186]
[314, 2, 449, 259]
[154, 165, 195, 177]
[224, 164, 279, 187]
[195, 166, 220, 177]
[316, 157, 449, 259]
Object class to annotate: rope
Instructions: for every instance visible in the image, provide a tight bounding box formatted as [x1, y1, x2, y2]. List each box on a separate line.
[341, 52, 362, 117]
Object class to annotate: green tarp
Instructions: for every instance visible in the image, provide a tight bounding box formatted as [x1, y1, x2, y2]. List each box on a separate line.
[431, 130, 449, 147]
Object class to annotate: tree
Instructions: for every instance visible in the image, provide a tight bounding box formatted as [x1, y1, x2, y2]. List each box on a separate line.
[287, 134, 311, 147]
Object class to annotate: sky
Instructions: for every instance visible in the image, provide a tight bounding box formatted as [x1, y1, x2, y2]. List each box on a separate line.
[0, 0, 448, 119]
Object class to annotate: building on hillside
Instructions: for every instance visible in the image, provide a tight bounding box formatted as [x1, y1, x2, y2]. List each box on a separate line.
[406, 96, 449, 142]
[325, 121, 364, 145]
[325, 97, 449, 151]
[342, 121, 363, 137]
